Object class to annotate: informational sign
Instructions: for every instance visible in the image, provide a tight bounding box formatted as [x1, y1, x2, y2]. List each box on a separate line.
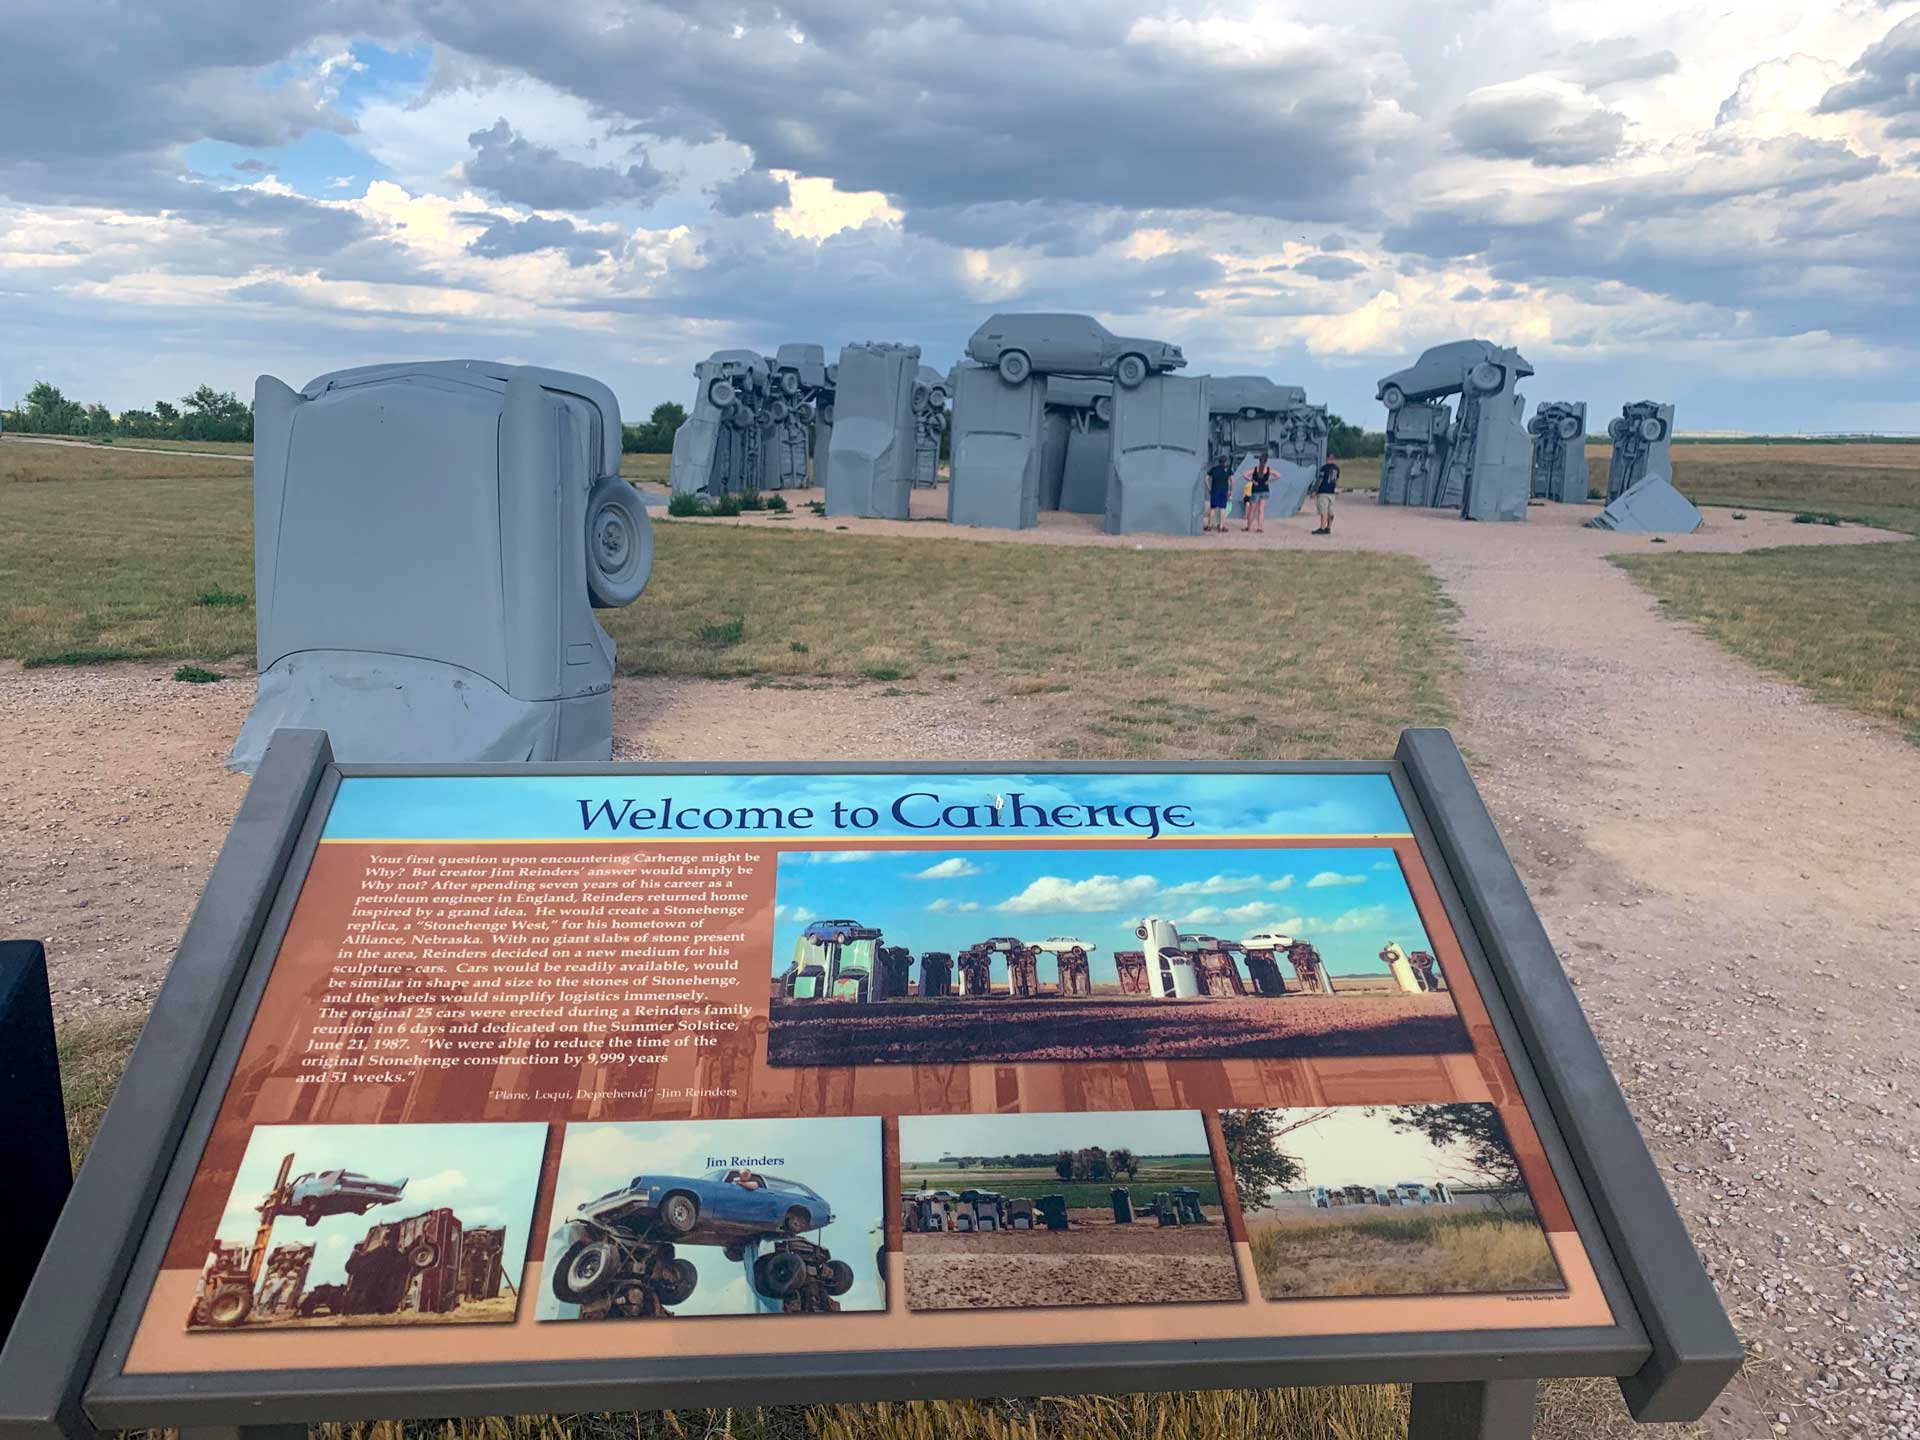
[123, 768, 1616, 1376]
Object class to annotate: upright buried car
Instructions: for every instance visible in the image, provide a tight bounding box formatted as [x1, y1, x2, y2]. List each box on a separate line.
[282, 1168, 408, 1226]
[966, 313, 1186, 388]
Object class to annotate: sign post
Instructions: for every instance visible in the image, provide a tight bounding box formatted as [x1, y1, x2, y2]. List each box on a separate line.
[0, 729, 1738, 1440]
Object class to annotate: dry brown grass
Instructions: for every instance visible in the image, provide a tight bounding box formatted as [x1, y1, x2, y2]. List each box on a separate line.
[1247, 1209, 1562, 1299]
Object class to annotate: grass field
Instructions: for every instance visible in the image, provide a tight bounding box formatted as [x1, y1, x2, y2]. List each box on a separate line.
[1606, 442, 1920, 741]
[0, 443, 1456, 758]
[900, 1157, 1221, 1208]
[1247, 1207, 1562, 1299]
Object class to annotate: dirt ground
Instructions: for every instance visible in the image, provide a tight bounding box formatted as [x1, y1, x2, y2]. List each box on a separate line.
[767, 994, 1467, 1066]
[903, 1207, 1241, 1310]
[226, 1293, 520, 1327]
[3, 494, 1915, 1432]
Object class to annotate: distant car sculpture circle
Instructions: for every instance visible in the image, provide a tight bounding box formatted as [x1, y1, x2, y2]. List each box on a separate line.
[585, 475, 654, 610]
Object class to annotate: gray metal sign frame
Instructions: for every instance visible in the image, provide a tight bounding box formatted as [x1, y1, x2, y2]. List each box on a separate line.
[0, 729, 1739, 1440]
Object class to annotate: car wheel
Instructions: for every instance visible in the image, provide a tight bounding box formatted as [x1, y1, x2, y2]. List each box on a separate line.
[823, 1260, 855, 1297]
[1380, 384, 1406, 411]
[925, 409, 946, 434]
[303, 1206, 320, 1228]
[707, 378, 736, 410]
[770, 399, 789, 423]
[783, 1206, 812, 1234]
[753, 1250, 807, 1298]
[1607, 418, 1628, 443]
[929, 386, 947, 409]
[1557, 415, 1582, 441]
[654, 1257, 699, 1307]
[585, 475, 654, 610]
[553, 1240, 619, 1304]
[911, 381, 930, 411]
[1638, 416, 1665, 442]
[817, 403, 834, 425]
[1115, 354, 1149, 388]
[408, 1240, 439, 1270]
[723, 1240, 748, 1264]
[997, 350, 1032, 386]
[779, 370, 801, 396]
[1093, 395, 1113, 424]
[1527, 416, 1545, 436]
[205, 1287, 252, 1328]
[659, 1192, 700, 1235]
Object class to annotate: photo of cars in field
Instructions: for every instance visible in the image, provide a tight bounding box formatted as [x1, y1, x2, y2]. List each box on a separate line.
[537, 1116, 885, 1321]
[898, 1110, 1241, 1312]
[767, 845, 1468, 1066]
[1221, 1104, 1566, 1300]
[188, 1123, 546, 1330]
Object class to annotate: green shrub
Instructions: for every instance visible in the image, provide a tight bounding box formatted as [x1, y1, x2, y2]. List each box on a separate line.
[666, 493, 709, 517]
[700, 618, 746, 646]
[194, 582, 249, 607]
[173, 664, 222, 683]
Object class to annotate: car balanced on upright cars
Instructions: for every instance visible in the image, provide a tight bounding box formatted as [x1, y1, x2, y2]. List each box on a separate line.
[551, 1167, 854, 1312]
[965, 313, 1186, 388]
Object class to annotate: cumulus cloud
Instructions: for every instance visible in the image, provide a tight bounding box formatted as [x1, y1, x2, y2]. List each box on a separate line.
[1819, 15, 1920, 134]
[710, 167, 791, 216]
[463, 118, 667, 211]
[1176, 900, 1274, 926]
[1451, 78, 1628, 167]
[464, 212, 624, 266]
[914, 858, 983, 879]
[1293, 254, 1366, 281]
[1160, 873, 1262, 897]
[1306, 871, 1366, 889]
[1268, 875, 1296, 892]
[925, 898, 980, 914]
[997, 874, 1160, 914]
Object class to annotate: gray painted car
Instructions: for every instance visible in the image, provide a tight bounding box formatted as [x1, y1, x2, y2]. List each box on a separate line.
[966, 313, 1185, 388]
[1375, 340, 1533, 410]
[1205, 376, 1307, 417]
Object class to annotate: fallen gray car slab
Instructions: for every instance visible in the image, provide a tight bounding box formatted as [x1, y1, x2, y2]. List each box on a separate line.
[230, 360, 651, 770]
[1585, 474, 1703, 533]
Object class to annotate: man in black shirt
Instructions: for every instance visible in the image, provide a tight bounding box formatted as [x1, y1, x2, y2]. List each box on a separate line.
[1311, 459, 1339, 535]
[1204, 454, 1233, 532]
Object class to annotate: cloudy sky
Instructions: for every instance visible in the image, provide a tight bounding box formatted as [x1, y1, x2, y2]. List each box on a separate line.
[1232, 1104, 1520, 1193]
[5, 2, 1918, 431]
[772, 845, 1434, 980]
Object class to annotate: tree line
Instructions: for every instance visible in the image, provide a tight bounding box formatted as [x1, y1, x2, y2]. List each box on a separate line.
[3, 381, 254, 444]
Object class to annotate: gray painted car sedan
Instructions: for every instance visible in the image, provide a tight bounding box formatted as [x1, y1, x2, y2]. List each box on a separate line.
[1376, 340, 1533, 410]
[966, 313, 1185, 388]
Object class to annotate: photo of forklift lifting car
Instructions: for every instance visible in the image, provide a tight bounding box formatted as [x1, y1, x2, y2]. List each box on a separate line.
[538, 1118, 885, 1321]
[188, 1123, 545, 1331]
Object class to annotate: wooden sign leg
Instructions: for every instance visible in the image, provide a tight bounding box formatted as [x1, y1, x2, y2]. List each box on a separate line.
[1407, 1379, 1536, 1439]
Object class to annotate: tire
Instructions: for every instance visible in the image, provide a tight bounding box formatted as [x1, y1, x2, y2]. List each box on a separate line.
[658, 1192, 699, 1235]
[1380, 384, 1406, 411]
[911, 381, 930, 411]
[585, 475, 654, 609]
[303, 1207, 320, 1228]
[1093, 395, 1113, 424]
[654, 1257, 699, 1307]
[783, 1206, 813, 1234]
[1115, 353, 1149, 388]
[794, 401, 814, 424]
[925, 410, 946, 434]
[1638, 416, 1665, 442]
[1469, 361, 1503, 393]
[753, 408, 772, 428]
[408, 1239, 439, 1270]
[769, 399, 789, 423]
[1527, 416, 1545, 436]
[552, 1240, 619, 1304]
[929, 386, 947, 409]
[823, 1260, 855, 1297]
[753, 1250, 806, 1298]
[205, 1287, 252, 1328]
[997, 350, 1032, 386]
[779, 370, 801, 396]
[707, 378, 736, 409]
[1607, 418, 1628, 443]
[723, 1240, 748, 1263]
[1557, 415, 1582, 441]
[824, 362, 838, 386]
[817, 403, 834, 425]
[1135, 924, 1150, 941]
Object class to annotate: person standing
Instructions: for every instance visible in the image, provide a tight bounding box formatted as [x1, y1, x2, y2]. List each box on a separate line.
[1311, 458, 1340, 535]
[1244, 452, 1273, 533]
[1204, 453, 1233, 532]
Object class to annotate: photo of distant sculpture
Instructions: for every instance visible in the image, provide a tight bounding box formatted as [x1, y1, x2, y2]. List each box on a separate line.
[1221, 1104, 1565, 1301]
